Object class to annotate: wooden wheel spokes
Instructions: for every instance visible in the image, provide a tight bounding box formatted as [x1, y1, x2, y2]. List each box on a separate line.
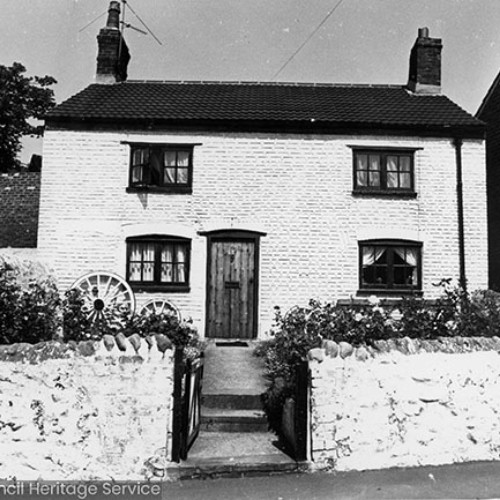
[71, 272, 136, 326]
[140, 298, 181, 320]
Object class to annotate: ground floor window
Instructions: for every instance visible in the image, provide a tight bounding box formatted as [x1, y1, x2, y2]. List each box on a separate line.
[126, 235, 190, 292]
[359, 240, 422, 292]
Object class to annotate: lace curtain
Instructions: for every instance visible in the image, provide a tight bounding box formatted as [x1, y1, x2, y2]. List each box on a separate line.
[129, 243, 154, 281]
[161, 244, 187, 282]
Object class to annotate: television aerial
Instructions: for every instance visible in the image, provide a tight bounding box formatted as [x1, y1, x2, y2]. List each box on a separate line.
[79, 0, 162, 46]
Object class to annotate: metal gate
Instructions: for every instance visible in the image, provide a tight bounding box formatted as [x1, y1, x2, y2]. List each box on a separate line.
[171, 348, 204, 462]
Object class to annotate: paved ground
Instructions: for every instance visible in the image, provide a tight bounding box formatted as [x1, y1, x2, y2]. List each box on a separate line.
[163, 461, 500, 499]
[202, 342, 268, 395]
[186, 432, 287, 459]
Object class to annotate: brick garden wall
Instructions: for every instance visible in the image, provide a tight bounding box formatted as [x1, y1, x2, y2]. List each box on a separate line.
[0, 335, 174, 480]
[0, 171, 40, 248]
[309, 338, 500, 471]
[38, 129, 488, 336]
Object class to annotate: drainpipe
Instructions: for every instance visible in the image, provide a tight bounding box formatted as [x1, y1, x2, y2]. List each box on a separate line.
[454, 137, 467, 294]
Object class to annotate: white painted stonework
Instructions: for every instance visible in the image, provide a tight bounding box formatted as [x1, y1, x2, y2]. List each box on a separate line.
[310, 339, 500, 471]
[0, 338, 174, 480]
[38, 129, 488, 337]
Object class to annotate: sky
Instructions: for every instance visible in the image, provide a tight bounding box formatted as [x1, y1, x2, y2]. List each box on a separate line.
[1, 0, 500, 163]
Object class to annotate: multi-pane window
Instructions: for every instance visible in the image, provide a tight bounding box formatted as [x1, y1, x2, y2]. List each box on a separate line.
[359, 241, 422, 291]
[127, 236, 190, 290]
[129, 145, 193, 192]
[354, 150, 414, 192]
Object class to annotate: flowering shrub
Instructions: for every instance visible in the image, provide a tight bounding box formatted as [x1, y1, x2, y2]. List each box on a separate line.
[257, 282, 500, 435]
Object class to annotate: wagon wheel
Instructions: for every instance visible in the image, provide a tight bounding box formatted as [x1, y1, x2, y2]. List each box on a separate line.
[139, 298, 181, 320]
[71, 272, 136, 328]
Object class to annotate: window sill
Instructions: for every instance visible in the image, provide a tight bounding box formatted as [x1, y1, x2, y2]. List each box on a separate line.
[338, 295, 423, 308]
[356, 289, 423, 297]
[127, 186, 193, 195]
[130, 284, 191, 293]
[352, 189, 417, 198]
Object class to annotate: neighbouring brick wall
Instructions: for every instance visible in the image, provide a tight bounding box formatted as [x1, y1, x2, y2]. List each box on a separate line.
[0, 171, 40, 248]
[38, 129, 488, 336]
[309, 337, 500, 471]
[0, 335, 174, 480]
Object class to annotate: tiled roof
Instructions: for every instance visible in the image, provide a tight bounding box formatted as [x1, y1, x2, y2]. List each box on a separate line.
[47, 81, 483, 132]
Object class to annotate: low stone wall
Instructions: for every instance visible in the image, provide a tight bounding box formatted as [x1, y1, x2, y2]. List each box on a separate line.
[0, 334, 174, 480]
[309, 337, 500, 471]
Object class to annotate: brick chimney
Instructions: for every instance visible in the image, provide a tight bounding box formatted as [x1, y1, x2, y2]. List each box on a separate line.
[96, 1, 130, 84]
[407, 27, 442, 95]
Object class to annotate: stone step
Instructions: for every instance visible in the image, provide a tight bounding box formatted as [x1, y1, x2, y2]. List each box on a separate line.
[202, 392, 263, 410]
[167, 454, 301, 480]
[201, 407, 268, 433]
[167, 431, 300, 479]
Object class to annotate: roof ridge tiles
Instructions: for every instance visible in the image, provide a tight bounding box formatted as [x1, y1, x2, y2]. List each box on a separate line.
[121, 80, 405, 89]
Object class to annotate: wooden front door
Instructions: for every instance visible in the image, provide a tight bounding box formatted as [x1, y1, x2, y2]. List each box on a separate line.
[207, 238, 257, 339]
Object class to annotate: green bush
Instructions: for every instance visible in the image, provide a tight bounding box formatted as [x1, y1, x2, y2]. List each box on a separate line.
[61, 289, 95, 341]
[0, 260, 60, 344]
[0, 263, 20, 342]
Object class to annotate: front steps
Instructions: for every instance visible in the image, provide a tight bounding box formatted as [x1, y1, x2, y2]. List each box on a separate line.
[201, 392, 263, 410]
[201, 342, 269, 434]
[200, 407, 268, 432]
[201, 385, 267, 432]
[169, 340, 297, 479]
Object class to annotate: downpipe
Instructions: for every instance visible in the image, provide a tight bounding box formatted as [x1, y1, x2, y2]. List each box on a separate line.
[454, 137, 467, 295]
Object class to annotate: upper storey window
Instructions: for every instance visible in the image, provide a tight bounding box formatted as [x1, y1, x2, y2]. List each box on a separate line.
[128, 144, 194, 193]
[353, 149, 416, 195]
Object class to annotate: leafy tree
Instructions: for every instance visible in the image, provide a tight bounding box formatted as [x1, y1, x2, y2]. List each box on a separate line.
[0, 62, 56, 171]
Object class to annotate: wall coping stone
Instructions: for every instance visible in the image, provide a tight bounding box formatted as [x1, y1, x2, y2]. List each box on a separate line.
[0, 335, 174, 364]
[311, 336, 500, 363]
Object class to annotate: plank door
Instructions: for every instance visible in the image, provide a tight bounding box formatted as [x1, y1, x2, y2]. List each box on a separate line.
[207, 239, 256, 339]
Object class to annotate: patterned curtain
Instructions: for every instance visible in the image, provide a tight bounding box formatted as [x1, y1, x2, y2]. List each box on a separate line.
[129, 243, 142, 281]
[176, 245, 186, 282]
[161, 245, 174, 282]
[142, 244, 155, 281]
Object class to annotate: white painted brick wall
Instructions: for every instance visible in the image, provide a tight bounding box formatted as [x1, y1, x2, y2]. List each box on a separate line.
[38, 129, 488, 336]
[310, 342, 500, 471]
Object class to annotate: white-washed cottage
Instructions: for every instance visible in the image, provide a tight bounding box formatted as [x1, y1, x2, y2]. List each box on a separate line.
[39, 3, 487, 339]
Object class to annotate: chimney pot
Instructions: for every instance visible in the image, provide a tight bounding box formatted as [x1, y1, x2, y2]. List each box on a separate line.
[418, 27, 430, 38]
[407, 28, 442, 95]
[106, 1, 121, 30]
